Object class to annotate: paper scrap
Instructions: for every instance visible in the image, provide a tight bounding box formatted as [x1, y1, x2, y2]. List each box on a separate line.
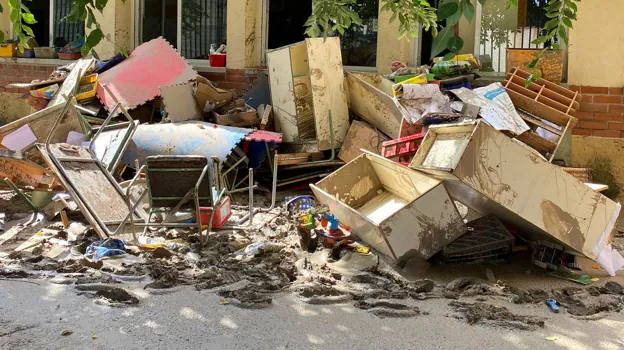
[1, 124, 37, 151]
[66, 131, 86, 146]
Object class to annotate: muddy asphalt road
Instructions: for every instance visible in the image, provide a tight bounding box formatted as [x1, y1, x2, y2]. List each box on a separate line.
[1, 280, 624, 350]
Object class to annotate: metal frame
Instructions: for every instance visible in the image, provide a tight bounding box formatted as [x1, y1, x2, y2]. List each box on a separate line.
[126, 156, 214, 245]
[42, 89, 146, 240]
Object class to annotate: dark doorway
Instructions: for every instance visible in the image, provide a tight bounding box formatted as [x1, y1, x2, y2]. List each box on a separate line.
[268, 0, 312, 49]
[419, 0, 452, 65]
[142, 0, 178, 47]
[27, 0, 50, 47]
[340, 0, 378, 67]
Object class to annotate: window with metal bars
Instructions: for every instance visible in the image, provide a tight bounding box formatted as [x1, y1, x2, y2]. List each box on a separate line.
[140, 0, 227, 60]
[53, 0, 85, 47]
[180, 0, 226, 59]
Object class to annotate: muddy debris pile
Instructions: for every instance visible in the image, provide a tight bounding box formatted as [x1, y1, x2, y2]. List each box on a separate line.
[449, 301, 545, 331]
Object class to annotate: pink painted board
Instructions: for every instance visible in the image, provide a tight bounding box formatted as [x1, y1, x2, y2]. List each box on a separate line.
[96, 37, 197, 113]
[246, 130, 283, 143]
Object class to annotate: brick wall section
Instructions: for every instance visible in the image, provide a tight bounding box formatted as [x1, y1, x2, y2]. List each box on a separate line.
[0, 62, 56, 93]
[1, 63, 260, 97]
[570, 85, 624, 138]
[199, 68, 259, 97]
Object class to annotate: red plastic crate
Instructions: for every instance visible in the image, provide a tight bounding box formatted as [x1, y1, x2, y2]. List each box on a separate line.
[198, 196, 232, 229]
[381, 133, 425, 159]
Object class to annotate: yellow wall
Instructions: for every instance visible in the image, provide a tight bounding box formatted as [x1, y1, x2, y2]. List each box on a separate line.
[376, 3, 411, 74]
[571, 135, 624, 201]
[226, 0, 262, 69]
[568, 0, 624, 87]
[458, 16, 475, 55]
[0, 93, 31, 124]
[90, 0, 132, 60]
[0, 0, 9, 41]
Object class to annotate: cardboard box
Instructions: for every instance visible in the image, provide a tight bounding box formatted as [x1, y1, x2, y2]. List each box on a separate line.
[311, 151, 465, 262]
[194, 76, 235, 110]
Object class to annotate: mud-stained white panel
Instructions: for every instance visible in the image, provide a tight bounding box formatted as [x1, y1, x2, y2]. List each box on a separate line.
[422, 132, 472, 169]
[383, 184, 465, 260]
[290, 43, 309, 76]
[311, 151, 466, 261]
[267, 48, 298, 143]
[345, 72, 403, 139]
[356, 190, 409, 225]
[412, 120, 620, 260]
[307, 37, 349, 150]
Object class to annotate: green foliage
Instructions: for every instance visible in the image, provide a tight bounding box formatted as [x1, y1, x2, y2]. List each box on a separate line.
[525, 0, 579, 85]
[304, 0, 362, 38]
[590, 156, 622, 200]
[0, 0, 127, 57]
[380, 0, 438, 40]
[305, 0, 438, 41]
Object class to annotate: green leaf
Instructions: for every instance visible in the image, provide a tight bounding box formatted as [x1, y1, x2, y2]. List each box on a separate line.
[531, 36, 548, 45]
[0, 31, 4, 43]
[528, 58, 539, 68]
[545, 1, 561, 12]
[559, 26, 568, 45]
[85, 28, 104, 54]
[562, 17, 573, 28]
[22, 12, 36, 24]
[567, 0, 577, 12]
[81, 44, 91, 57]
[95, 0, 107, 11]
[8, 0, 18, 9]
[446, 6, 462, 26]
[446, 36, 464, 52]
[551, 42, 560, 50]
[564, 9, 576, 19]
[463, 1, 475, 22]
[478, 0, 487, 5]
[0, 3, 3, 12]
[20, 3, 30, 13]
[10, 10, 19, 23]
[443, 52, 456, 61]
[22, 25, 34, 37]
[430, 25, 453, 59]
[544, 19, 558, 30]
[86, 8, 95, 28]
[438, 2, 459, 20]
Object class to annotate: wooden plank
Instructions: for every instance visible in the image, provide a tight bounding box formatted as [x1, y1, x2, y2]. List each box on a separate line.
[0, 153, 61, 190]
[306, 37, 350, 150]
[516, 131, 557, 154]
[49, 58, 96, 107]
[505, 73, 578, 110]
[505, 80, 573, 114]
[549, 119, 572, 162]
[345, 72, 403, 139]
[509, 67, 579, 100]
[339, 120, 390, 163]
[517, 110, 562, 136]
[267, 48, 298, 143]
[505, 88, 578, 128]
[277, 152, 324, 165]
[585, 183, 608, 192]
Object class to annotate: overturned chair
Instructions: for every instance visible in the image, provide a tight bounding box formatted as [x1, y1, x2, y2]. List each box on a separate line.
[126, 155, 226, 244]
